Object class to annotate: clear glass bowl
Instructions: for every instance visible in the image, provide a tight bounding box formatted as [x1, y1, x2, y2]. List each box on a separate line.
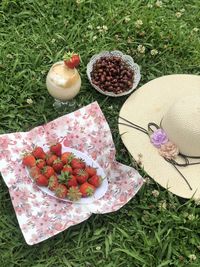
[86, 50, 141, 97]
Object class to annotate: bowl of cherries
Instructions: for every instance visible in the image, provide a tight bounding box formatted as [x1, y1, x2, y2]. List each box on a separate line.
[87, 50, 141, 97]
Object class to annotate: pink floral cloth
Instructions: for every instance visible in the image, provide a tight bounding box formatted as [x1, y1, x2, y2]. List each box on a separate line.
[0, 102, 143, 245]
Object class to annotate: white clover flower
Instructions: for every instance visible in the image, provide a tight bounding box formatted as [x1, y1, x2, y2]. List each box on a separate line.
[96, 246, 101, 250]
[6, 54, 13, 59]
[194, 198, 200, 205]
[87, 24, 93, 30]
[180, 8, 185, 13]
[188, 254, 197, 261]
[135, 19, 143, 28]
[124, 16, 131, 23]
[192, 27, 199, 32]
[102, 25, 108, 31]
[155, 1, 162, 7]
[51, 39, 56, 43]
[188, 214, 195, 221]
[137, 44, 145, 54]
[152, 189, 159, 197]
[92, 35, 97, 41]
[96, 26, 101, 30]
[158, 200, 167, 210]
[150, 49, 158, 56]
[147, 3, 153, 8]
[175, 12, 182, 18]
[76, 0, 81, 4]
[127, 37, 133, 43]
[26, 98, 33, 105]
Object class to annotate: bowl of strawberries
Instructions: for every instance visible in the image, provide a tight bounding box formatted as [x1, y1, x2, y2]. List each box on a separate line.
[22, 142, 108, 204]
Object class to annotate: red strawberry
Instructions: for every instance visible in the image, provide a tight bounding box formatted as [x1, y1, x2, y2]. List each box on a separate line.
[22, 154, 36, 168]
[42, 166, 55, 179]
[79, 182, 95, 197]
[55, 184, 68, 198]
[29, 166, 41, 180]
[32, 146, 46, 160]
[76, 169, 89, 184]
[71, 158, 85, 169]
[36, 159, 46, 169]
[88, 175, 102, 188]
[67, 175, 78, 188]
[61, 152, 74, 165]
[62, 164, 73, 174]
[67, 186, 82, 201]
[35, 174, 49, 186]
[46, 154, 57, 166]
[48, 175, 59, 191]
[63, 52, 80, 69]
[85, 166, 97, 177]
[50, 143, 62, 157]
[52, 159, 63, 173]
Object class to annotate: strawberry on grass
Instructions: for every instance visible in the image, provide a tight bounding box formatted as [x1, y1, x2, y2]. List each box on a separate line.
[22, 154, 36, 168]
[63, 52, 80, 69]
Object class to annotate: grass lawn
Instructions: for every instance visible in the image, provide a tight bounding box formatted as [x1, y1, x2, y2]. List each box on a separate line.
[0, 0, 200, 266]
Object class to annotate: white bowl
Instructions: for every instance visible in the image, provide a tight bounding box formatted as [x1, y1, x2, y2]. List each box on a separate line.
[86, 50, 141, 97]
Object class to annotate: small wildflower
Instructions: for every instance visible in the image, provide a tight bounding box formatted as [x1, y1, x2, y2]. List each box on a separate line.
[152, 189, 159, 197]
[6, 54, 13, 59]
[155, 1, 162, 7]
[147, 3, 153, 8]
[158, 200, 167, 210]
[194, 198, 200, 205]
[180, 8, 185, 13]
[175, 12, 182, 18]
[150, 49, 158, 56]
[51, 39, 56, 43]
[188, 254, 197, 261]
[87, 24, 93, 30]
[102, 25, 108, 31]
[76, 0, 81, 4]
[96, 246, 101, 250]
[127, 37, 133, 43]
[135, 19, 143, 28]
[124, 16, 131, 23]
[26, 98, 33, 105]
[92, 35, 97, 41]
[192, 27, 199, 33]
[144, 177, 151, 185]
[137, 44, 145, 54]
[188, 214, 195, 221]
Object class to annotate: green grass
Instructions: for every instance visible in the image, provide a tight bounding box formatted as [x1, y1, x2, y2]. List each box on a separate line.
[0, 0, 200, 266]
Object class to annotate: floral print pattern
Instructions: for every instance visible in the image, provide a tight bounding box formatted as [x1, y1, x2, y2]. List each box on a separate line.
[0, 102, 143, 245]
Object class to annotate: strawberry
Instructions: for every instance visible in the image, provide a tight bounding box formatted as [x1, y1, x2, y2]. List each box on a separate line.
[63, 52, 80, 69]
[71, 158, 85, 169]
[62, 164, 73, 174]
[22, 154, 36, 168]
[29, 166, 41, 180]
[52, 159, 63, 173]
[88, 175, 102, 188]
[67, 186, 82, 201]
[36, 159, 46, 169]
[35, 174, 49, 186]
[55, 184, 68, 198]
[85, 166, 97, 177]
[50, 143, 62, 157]
[46, 154, 57, 166]
[76, 169, 89, 184]
[48, 175, 59, 191]
[79, 182, 95, 197]
[42, 166, 55, 179]
[67, 175, 78, 188]
[32, 146, 46, 160]
[61, 152, 74, 165]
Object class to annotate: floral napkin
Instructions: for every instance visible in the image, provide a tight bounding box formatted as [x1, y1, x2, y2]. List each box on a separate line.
[0, 102, 143, 245]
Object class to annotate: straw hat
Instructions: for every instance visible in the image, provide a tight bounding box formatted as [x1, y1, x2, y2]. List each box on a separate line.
[118, 74, 200, 199]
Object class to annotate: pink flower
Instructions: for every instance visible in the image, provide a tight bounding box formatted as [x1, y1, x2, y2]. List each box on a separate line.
[158, 141, 179, 159]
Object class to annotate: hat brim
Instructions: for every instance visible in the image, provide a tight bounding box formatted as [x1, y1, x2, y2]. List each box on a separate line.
[118, 74, 200, 199]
